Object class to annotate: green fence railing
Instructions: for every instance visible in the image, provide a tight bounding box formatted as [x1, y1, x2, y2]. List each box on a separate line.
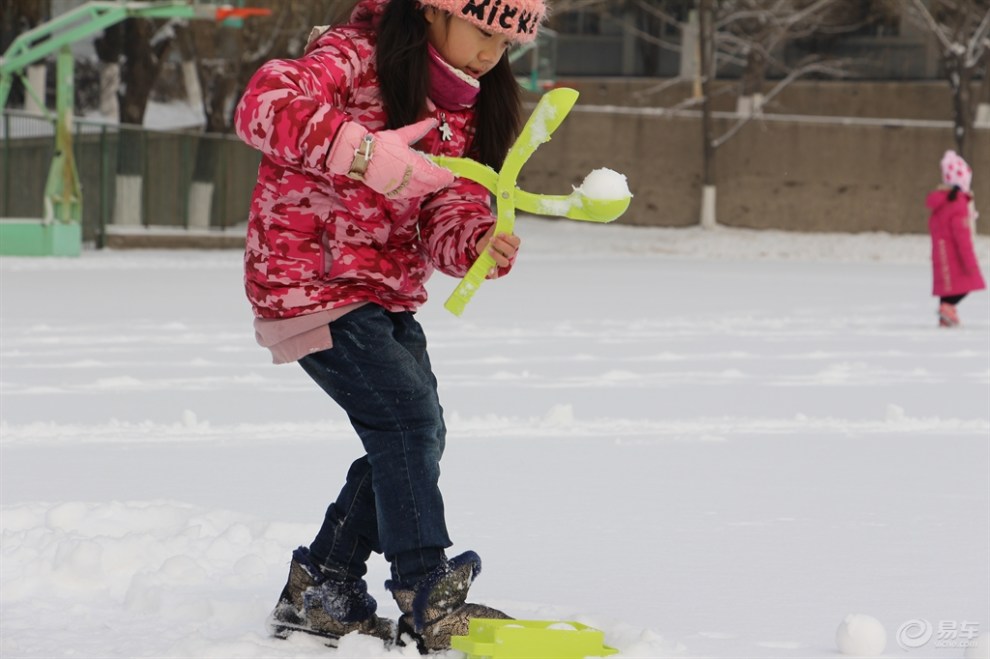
[0, 110, 261, 247]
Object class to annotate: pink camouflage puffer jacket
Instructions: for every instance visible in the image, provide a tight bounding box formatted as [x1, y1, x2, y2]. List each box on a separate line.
[234, 0, 496, 320]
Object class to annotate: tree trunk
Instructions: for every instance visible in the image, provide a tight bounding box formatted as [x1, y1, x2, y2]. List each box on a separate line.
[1, 0, 47, 52]
[737, 47, 767, 116]
[741, 48, 767, 97]
[98, 62, 120, 118]
[119, 20, 160, 125]
[975, 51, 990, 128]
[94, 23, 124, 119]
[183, 22, 241, 230]
[24, 64, 46, 114]
[110, 18, 175, 227]
[112, 128, 144, 226]
[188, 137, 224, 230]
[946, 55, 973, 159]
[173, 24, 212, 229]
[1, 0, 49, 107]
[699, 0, 717, 228]
[174, 28, 203, 112]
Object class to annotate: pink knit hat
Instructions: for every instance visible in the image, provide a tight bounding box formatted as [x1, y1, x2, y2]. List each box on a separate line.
[419, 0, 547, 43]
[941, 150, 973, 194]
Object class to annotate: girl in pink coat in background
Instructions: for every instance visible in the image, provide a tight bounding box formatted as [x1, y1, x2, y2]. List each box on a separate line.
[927, 150, 985, 327]
[233, 0, 545, 650]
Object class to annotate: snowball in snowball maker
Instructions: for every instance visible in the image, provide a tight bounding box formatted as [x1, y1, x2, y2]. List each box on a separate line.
[578, 168, 630, 200]
[836, 614, 887, 656]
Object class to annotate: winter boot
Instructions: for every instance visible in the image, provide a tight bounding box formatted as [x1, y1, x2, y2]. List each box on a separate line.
[268, 546, 396, 644]
[386, 551, 510, 652]
[939, 302, 960, 327]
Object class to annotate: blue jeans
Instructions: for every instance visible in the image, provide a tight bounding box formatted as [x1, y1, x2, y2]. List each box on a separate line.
[299, 304, 451, 586]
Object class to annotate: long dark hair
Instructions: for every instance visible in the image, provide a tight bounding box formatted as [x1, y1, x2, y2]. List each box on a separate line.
[948, 185, 961, 202]
[376, 0, 521, 169]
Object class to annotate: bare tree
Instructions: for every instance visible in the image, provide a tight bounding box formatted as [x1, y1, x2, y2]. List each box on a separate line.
[175, 0, 339, 228]
[713, 0, 872, 114]
[0, 2, 49, 53]
[172, 21, 240, 229]
[1, 0, 50, 111]
[699, 0, 716, 227]
[548, 0, 692, 66]
[900, 0, 990, 159]
[657, 0, 879, 226]
[235, 0, 341, 97]
[94, 18, 180, 227]
[632, 1, 890, 226]
[1, 0, 49, 64]
[979, 49, 990, 126]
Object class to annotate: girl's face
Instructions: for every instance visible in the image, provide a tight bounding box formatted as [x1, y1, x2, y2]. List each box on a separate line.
[423, 7, 513, 79]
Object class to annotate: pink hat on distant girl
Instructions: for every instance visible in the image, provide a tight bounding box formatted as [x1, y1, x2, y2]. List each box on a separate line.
[941, 150, 973, 194]
[418, 0, 547, 43]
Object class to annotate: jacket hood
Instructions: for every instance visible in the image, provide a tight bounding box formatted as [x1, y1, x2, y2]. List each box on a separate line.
[348, 0, 388, 31]
[306, 0, 386, 52]
[927, 187, 971, 212]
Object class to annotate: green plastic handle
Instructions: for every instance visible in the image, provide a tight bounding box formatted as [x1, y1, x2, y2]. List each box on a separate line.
[432, 156, 497, 194]
[444, 250, 498, 316]
[499, 87, 579, 185]
[442, 88, 580, 316]
[427, 164, 632, 225]
[434, 87, 632, 315]
[514, 190, 632, 223]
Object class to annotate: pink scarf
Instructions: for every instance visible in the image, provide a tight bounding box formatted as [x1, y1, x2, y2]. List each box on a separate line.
[427, 44, 480, 111]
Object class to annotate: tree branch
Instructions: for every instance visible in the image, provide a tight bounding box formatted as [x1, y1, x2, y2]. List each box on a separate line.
[712, 59, 849, 149]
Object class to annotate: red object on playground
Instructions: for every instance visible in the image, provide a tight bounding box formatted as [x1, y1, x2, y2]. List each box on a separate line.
[215, 6, 272, 22]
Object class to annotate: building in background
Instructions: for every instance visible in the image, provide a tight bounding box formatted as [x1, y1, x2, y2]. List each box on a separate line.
[545, 2, 947, 79]
[3, 0, 966, 82]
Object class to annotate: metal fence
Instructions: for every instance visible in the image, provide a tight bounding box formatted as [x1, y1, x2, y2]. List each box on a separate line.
[0, 110, 260, 247]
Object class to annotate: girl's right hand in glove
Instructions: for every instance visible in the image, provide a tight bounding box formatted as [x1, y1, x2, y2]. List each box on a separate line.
[327, 119, 454, 199]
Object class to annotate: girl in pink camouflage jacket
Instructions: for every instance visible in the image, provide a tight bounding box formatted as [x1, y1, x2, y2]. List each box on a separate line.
[928, 150, 985, 327]
[233, 0, 546, 651]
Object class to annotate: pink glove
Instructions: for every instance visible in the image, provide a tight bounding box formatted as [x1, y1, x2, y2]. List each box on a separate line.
[326, 119, 454, 199]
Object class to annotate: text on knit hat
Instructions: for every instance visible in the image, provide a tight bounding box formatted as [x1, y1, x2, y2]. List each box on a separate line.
[418, 0, 547, 43]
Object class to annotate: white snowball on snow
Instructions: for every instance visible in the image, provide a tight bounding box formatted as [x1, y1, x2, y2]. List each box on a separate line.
[965, 632, 990, 659]
[836, 614, 886, 656]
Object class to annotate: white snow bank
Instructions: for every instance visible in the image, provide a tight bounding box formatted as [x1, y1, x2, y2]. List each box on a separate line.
[0, 501, 673, 658]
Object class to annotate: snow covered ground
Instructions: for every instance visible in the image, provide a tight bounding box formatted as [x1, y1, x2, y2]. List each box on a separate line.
[2, 218, 988, 658]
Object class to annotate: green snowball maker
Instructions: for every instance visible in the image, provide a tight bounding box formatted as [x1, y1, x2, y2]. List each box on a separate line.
[431, 87, 632, 316]
[451, 618, 619, 659]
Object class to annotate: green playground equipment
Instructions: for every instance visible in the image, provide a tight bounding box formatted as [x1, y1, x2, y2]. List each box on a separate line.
[432, 87, 632, 316]
[0, 1, 269, 256]
[451, 618, 618, 659]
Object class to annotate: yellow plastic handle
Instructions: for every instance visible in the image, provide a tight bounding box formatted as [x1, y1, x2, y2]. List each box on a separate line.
[444, 250, 498, 317]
